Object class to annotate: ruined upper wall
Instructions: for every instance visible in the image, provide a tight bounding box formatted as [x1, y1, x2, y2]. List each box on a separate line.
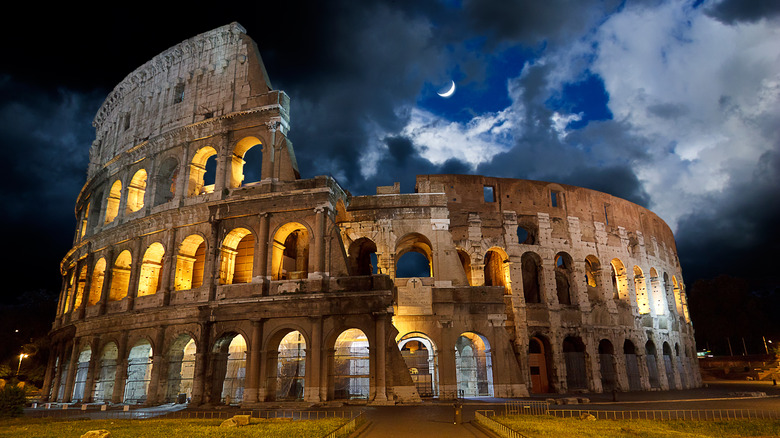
[87, 22, 278, 178]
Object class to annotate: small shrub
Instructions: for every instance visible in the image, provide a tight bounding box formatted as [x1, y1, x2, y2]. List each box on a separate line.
[0, 385, 27, 418]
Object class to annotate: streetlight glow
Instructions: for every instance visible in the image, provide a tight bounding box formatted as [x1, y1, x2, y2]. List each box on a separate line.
[16, 353, 28, 376]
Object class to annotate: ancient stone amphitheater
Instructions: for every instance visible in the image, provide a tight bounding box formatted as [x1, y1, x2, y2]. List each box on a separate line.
[44, 23, 700, 407]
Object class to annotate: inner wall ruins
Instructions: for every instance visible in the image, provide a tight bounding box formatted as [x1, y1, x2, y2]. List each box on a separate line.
[44, 23, 701, 406]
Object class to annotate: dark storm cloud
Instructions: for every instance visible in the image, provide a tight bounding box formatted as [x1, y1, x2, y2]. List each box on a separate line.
[705, 0, 780, 24]
[0, 77, 101, 293]
[676, 149, 780, 287]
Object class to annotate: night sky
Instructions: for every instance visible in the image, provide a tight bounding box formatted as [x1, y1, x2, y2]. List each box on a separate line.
[1, 0, 779, 314]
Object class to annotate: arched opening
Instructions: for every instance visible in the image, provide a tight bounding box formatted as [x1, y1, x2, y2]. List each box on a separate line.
[528, 336, 552, 394]
[333, 328, 370, 400]
[563, 336, 587, 390]
[272, 223, 310, 280]
[672, 276, 683, 316]
[88, 192, 102, 232]
[124, 340, 153, 404]
[63, 270, 74, 314]
[137, 242, 165, 297]
[662, 342, 675, 389]
[555, 253, 573, 305]
[219, 228, 254, 285]
[165, 335, 196, 403]
[57, 347, 71, 401]
[455, 332, 493, 397]
[74, 265, 88, 309]
[231, 137, 263, 187]
[610, 259, 627, 301]
[109, 250, 132, 301]
[175, 235, 207, 290]
[104, 180, 122, 224]
[348, 237, 378, 276]
[188, 146, 217, 196]
[649, 268, 666, 315]
[216, 334, 247, 405]
[623, 340, 641, 391]
[398, 332, 439, 398]
[521, 252, 542, 304]
[277, 331, 306, 401]
[676, 343, 688, 388]
[126, 169, 147, 214]
[89, 258, 106, 306]
[517, 225, 535, 244]
[457, 250, 473, 286]
[93, 342, 118, 403]
[484, 248, 511, 294]
[395, 233, 433, 278]
[154, 157, 179, 206]
[598, 340, 616, 391]
[585, 255, 602, 303]
[634, 266, 650, 314]
[71, 346, 91, 402]
[645, 341, 660, 388]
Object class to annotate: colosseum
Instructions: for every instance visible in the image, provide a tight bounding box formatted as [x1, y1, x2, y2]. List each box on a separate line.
[43, 23, 701, 407]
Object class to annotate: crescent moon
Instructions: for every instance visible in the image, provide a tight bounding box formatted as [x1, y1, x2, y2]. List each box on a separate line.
[437, 80, 456, 98]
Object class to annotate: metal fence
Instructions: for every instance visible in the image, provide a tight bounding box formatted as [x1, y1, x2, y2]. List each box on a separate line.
[504, 400, 550, 416]
[323, 410, 365, 438]
[547, 408, 780, 421]
[475, 410, 530, 438]
[26, 406, 360, 422]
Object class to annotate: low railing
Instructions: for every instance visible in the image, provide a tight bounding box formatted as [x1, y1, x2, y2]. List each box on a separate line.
[26, 406, 359, 421]
[547, 408, 780, 421]
[474, 410, 530, 438]
[505, 400, 550, 416]
[323, 410, 365, 438]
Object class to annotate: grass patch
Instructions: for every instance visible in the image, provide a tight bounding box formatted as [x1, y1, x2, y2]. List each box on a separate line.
[492, 415, 780, 437]
[0, 417, 348, 438]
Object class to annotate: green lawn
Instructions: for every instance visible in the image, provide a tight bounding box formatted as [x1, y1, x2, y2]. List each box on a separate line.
[0, 417, 348, 438]
[489, 415, 780, 438]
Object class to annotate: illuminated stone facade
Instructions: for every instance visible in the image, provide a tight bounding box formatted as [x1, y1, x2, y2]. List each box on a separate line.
[44, 23, 700, 406]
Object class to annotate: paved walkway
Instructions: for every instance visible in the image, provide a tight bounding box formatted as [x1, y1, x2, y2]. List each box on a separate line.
[360, 405, 491, 438]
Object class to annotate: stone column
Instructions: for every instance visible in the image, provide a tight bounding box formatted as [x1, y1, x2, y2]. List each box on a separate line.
[63, 338, 81, 402]
[160, 228, 176, 306]
[311, 206, 328, 279]
[127, 238, 143, 310]
[145, 325, 167, 405]
[213, 134, 230, 196]
[304, 317, 322, 403]
[191, 322, 211, 405]
[41, 341, 60, 402]
[437, 325, 457, 400]
[244, 320, 263, 404]
[254, 213, 270, 285]
[83, 336, 101, 402]
[51, 344, 68, 401]
[206, 219, 221, 301]
[111, 333, 129, 404]
[372, 313, 388, 402]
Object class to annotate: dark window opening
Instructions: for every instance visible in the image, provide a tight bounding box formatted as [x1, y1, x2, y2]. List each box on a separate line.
[174, 83, 185, 104]
[396, 252, 431, 278]
[551, 190, 561, 207]
[123, 114, 130, 131]
[483, 186, 495, 203]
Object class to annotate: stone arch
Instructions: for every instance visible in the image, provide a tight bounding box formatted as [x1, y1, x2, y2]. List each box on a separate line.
[104, 179, 122, 224]
[165, 334, 197, 403]
[555, 252, 574, 305]
[71, 345, 92, 402]
[584, 255, 602, 303]
[267, 328, 308, 401]
[154, 156, 179, 206]
[395, 232, 433, 278]
[188, 146, 217, 196]
[455, 332, 493, 397]
[74, 264, 88, 309]
[610, 258, 628, 301]
[598, 339, 617, 391]
[521, 252, 543, 304]
[562, 336, 587, 390]
[93, 342, 119, 403]
[219, 227, 254, 285]
[109, 250, 132, 301]
[230, 136, 263, 187]
[672, 275, 683, 316]
[348, 237, 378, 276]
[212, 333, 247, 405]
[649, 268, 666, 315]
[457, 249, 473, 286]
[126, 169, 147, 214]
[528, 335, 553, 393]
[174, 234, 207, 290]
[137, 242, 165, 297]
[623, 339, 641, 391]
[398, 332, 439, 398]
[272, 222, 310, 280]
[484, 247, 511, 294]
[332, 328, 370, 400]
[124, 339, 153, 404]
[645, 340, 660, 388]
[88, 258, 106, 306]
[634, 266, 650, 314]
[662, 342, 675, 389]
